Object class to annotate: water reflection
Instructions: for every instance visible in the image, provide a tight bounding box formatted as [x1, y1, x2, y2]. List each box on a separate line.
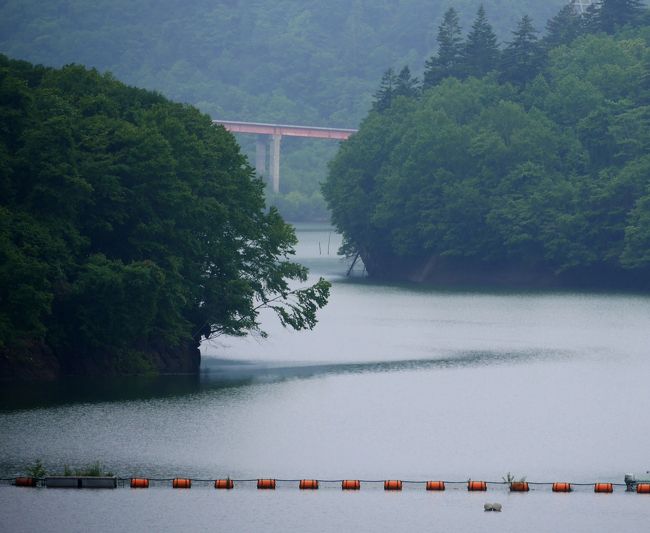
[201, 348, 568, 383]
[0, 347, 568, 412]
[0, 375, 202, 412]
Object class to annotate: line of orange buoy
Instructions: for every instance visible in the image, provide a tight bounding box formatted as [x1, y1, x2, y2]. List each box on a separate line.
[384, 480, 402, 491]
[510, 481, 529, 492]
[552, 482, 571, 492]
[257, 479, 276, 490]
[215, 479, 234, 489]
[341, 480, 361, 490]
[594, 483, 613, 493]
[14, 477, 37, 487]
[172, 478, 191, 489]
[8, 477, 647, 492]
[468, 481, 487, 491]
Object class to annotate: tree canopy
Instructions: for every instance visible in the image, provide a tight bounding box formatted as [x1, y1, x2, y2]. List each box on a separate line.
[0, 55, 329, 377]
[324, 5, 650, 288]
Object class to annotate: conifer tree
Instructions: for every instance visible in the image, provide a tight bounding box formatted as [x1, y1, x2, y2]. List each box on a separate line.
[372, 68, 398, 112]
[462, 5, 500, 78]
[580, 2, 602, 34]
[544, 2, 583, 49]
[500, 15, 544, 87]
[424, 8, 463, 88]
[598, 0, 645, 33]
[394, 66, 420, 99]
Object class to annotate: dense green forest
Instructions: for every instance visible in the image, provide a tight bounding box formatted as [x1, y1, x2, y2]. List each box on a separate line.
[324, 1, 650, 288]
[0, 0, 570, 220]
[0, 55, 329, 379]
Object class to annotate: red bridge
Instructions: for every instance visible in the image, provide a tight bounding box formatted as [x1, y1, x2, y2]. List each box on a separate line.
[213, 120, 357, 192]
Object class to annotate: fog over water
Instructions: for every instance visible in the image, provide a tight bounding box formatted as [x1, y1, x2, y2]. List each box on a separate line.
[1, 224, 649, 531]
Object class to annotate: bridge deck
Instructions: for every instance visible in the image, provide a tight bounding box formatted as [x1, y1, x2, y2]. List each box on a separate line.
[213, 120, 357, 140]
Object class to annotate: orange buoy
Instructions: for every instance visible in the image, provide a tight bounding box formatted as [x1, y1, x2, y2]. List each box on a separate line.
[510, 481, 529, 492]
[15, 477, 37, 487]
[426, 481, 445, 491]
[468, 481, 487, 491]
[172, 478, 191, 489]
[299, 479, 319, 490]
[130, 478, 149, 489]
[215, 479, 234, 489]
[342, 480, 361, 490]
[552, 482, 572, 492]
[257, 479, 276, 490]
[594, 483, 613, 493]
[384, 480, 403, 491]
[637, 483, 650, 494]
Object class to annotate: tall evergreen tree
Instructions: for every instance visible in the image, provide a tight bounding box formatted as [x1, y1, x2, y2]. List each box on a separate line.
[598, 0, 645, 33]
[394, 66, 420, 99]
[424, 8, 464, 88]
[372, 68, 398, 112]
[544, 2, 583, 48]
[462, 5, 500, 78]
[581, 2, 602, 33]
[500, 15, 544, 87]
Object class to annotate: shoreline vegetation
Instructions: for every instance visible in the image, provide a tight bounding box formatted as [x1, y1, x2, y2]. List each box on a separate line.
[0, 56, 329, 381]
[324, 2, 650, 290]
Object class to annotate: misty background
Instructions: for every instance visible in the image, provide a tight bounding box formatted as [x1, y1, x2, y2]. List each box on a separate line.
[0, 0, 569, 220]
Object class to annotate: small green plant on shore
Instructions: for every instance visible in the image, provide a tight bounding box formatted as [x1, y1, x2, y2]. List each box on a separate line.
[26, 459, 47, 478]
[77, 461, 103, 477]
[61, 461, 114, 477]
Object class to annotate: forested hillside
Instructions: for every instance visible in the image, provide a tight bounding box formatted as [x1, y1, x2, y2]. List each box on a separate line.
[324, 2, 650, 288]
[0, 56, 329, 379]
[0, 0, 568, 220]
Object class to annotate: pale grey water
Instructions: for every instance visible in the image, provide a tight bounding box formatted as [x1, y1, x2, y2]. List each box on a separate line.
[1, 223, 649, 531]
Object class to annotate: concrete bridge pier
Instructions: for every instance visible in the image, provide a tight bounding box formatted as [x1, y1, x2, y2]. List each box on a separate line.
[254, 134, 281, 193]
[270, 134, 282, 193]
[255, 135, 267, 179]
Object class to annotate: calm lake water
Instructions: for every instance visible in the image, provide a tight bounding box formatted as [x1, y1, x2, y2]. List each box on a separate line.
[1, 223, 649, 531]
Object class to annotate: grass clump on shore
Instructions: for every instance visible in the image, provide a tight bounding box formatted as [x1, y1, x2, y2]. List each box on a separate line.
[63, 461, 114, 477]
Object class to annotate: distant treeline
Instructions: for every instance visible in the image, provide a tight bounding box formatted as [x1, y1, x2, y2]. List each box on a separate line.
[324, 1, 650, 287]
[0, 0, 571, 221]
[0, 56, 329, 379]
